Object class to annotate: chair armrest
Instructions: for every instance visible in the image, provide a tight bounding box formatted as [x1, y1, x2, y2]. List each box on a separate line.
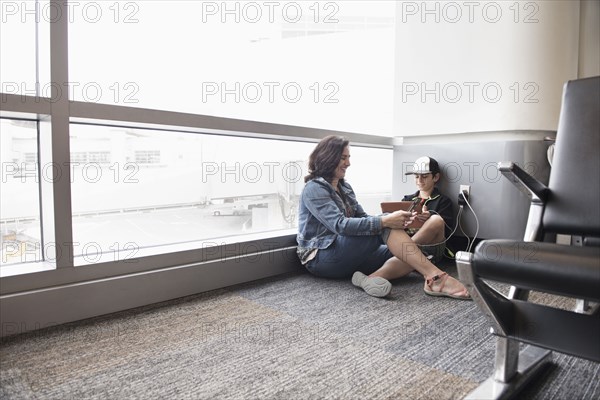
[498, 162, 549, 202]
[472, 239, 600, 302]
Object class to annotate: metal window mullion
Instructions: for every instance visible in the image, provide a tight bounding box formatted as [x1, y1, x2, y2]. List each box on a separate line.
[39, 0, 73, 268]
[68, 101, 394, 149]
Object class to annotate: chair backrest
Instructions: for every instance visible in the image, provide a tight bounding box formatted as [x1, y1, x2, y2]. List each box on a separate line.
[543, 76, 600, 237]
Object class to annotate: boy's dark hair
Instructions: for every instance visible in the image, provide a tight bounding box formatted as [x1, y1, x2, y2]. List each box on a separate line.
[304, 135, 350, 183]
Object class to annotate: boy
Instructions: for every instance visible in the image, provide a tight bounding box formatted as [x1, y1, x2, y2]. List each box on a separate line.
[403, 156, 454, 264]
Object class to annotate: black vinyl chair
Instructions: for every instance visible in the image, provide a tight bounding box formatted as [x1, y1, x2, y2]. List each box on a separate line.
[456, 76, 600, 400]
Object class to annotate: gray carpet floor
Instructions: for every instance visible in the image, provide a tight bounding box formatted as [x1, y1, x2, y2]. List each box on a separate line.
[1, 266, 599, 399]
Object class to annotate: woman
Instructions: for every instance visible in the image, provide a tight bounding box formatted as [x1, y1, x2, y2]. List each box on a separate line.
[296, 135, 470, 299]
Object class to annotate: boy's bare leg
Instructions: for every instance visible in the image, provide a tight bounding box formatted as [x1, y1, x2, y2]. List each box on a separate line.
[410, 215, 445, 245]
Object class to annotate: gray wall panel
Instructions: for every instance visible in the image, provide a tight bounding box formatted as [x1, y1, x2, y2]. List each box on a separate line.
[393, 136, 552, 240]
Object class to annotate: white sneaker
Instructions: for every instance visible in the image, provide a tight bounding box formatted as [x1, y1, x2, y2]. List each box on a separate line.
[351, 271, 392, 298]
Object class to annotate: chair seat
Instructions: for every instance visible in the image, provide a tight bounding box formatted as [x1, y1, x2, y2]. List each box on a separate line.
[473, 239, 600, 302]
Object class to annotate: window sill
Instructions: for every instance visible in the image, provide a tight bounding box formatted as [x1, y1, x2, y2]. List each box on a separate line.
[1, 229, 298, 293]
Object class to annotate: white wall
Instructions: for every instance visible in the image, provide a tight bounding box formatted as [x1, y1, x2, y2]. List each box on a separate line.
[390, 1, 597, 241]
[393, 1, 580, 136]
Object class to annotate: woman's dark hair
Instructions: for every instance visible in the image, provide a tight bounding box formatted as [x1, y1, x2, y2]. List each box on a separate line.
[304, 135, 350, 183]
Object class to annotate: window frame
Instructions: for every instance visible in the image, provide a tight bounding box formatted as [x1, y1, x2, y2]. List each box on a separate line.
[0, 0, 393, 295]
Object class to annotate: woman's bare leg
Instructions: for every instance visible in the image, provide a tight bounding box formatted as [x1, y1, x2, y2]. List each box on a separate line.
[377, 228, 468, 297]
[369, 256, 414, 280]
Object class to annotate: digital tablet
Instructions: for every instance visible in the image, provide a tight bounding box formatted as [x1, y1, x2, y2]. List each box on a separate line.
[380, 200, 424, 229]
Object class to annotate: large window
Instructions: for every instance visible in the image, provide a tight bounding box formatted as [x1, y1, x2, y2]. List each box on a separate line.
[0, 0, 51, 96]
[1, 0, 394, 276]
[0, 116, 392, 272]
[69, 124, 391, 261]
[0, 119, 42, 267]
[68, 1, 396, 136]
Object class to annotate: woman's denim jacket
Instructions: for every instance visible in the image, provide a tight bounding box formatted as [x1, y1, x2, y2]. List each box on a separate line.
[297, 177, 383, 250]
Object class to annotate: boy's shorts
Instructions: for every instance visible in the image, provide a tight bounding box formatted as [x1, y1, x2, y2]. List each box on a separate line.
[417, 242, 446, 264]
[405, 228, 446, 264]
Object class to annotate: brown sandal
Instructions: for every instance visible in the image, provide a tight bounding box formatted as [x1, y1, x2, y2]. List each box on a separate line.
[424, 272, 471, 300]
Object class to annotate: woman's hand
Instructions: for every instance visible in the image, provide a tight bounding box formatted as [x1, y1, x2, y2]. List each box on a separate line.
[381, 210, 416, 229]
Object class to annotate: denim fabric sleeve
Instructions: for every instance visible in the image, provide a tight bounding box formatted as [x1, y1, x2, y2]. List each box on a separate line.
[340, 180, 369, 218]
[302, 181, 382, 236]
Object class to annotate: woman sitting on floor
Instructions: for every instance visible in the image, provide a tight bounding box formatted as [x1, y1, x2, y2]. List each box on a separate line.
[296, 135, 470, 299]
